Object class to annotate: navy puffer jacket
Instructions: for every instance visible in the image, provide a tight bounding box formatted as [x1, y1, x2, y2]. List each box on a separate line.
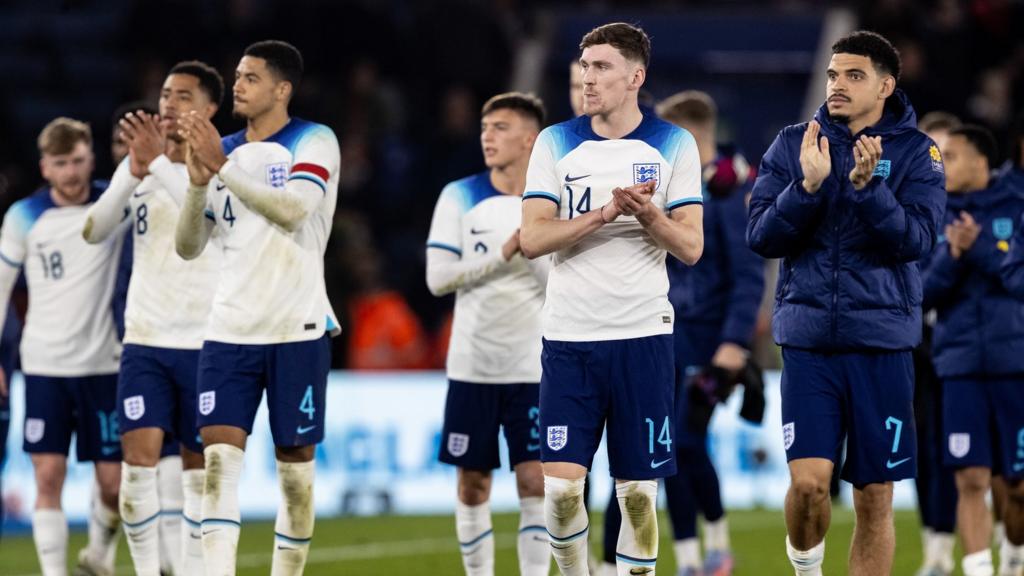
[924, 174, 1024, 377]
[747, 90, 946, 351]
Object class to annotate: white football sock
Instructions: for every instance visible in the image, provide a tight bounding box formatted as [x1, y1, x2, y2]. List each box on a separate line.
[157, 455, 184, 575]
[121, 464, 162, 576]
[786, 535, 824, 576]
[674, 537, 701, 569]
[84, 483, 121, 572]
[32, 508, 68, 576]
[963, 548, 995, 576]
[271, 459, 316, 576]
[518, 496, 550, 576]
[181, 468, 205, 576]
[456, 500, 495, 576]
[703, 517, 730, 552]
[201, 444, 244, 576]
[544, 475, 590, 576]
[934, 531, 956, 572]
[615, 480, 659, 576]
[999, 538, 1024, 576]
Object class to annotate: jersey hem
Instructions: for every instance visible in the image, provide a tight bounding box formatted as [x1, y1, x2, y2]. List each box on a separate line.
[444, 372, 542, 385]
[202, 329, 326, 346]
[541, 324, 673, 342]
[123, 335, 203, 351]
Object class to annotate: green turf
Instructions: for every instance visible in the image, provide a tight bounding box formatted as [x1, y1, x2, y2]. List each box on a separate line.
[0, 508, 939, 575]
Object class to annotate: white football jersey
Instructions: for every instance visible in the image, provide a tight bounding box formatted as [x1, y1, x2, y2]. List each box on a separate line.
[523, 113, 703, 342]
[0, 184, 123, 376]
[117, 158, 220, 349]
[427, 172, 546, 383]
[204, 118, 340, 344]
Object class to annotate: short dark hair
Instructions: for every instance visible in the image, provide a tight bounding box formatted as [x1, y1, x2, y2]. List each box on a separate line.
[243, 40, 304, 89]
[950, 124, 999, 168]
[832, 30, 901, 80]
[169, 60, 225, 107]
[657, 91, 717, 127]
[580, 22, 651, 68]
[481, 92, 546, 127]
[918, 111, 961, 134]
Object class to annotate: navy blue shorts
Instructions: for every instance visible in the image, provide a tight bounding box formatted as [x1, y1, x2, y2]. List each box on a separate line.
[438, 380, 540, 471]
[943, 376, 1024, 479]
[23, 374, 122, 461]
[118, 344, 203, 453]
[540, 335, 676, 480]
[196, 335, 330, 447]
[780, 348, 916, 486]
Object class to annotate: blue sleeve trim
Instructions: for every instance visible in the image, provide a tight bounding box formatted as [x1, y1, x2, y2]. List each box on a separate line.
[275, 531, 312, 545]
[523, 191, 561, 205]
[427, 241, 462, 256]
[0, 252, 21, 268]
[288, 173, 328, 194]
[666, 197, 703, 211]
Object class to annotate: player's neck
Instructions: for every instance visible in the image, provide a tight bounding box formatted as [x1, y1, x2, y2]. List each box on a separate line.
[590, 104, 643, 140]
[246, 108, 290, 143]
[489, 161, 527, 197]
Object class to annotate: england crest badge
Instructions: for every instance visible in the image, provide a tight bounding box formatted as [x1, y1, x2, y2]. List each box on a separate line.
[198, 391, 216, 416]
[948, 433, 970, 458]
[782, 422, 795, 451]
[547, 426, 568, 451]
[447, 433, 470, 458]
[633, 163, 661, 185]
[124, 395, 146, 421]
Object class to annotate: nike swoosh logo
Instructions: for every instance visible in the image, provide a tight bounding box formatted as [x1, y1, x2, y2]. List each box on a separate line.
[532, 536, 547, 543]
[527, 443, 540, 452]
[133, 190, 151, 198]
[297, 425, 317, 434]
[277, 545, 296, 550]
[886, 457, 911, 469]
[216, 183, 227, 191]
[650, 458, 671, 469]
[201, 529, 221, 536]
[190, 534, 202, 540]
[564, 174, 590, 183]
[470, 228, 491, 235]
[101, 446, 119, 456]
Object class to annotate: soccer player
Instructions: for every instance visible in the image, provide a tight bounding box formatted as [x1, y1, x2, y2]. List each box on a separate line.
[0, 118, 126, 575]
[427, 91, 551, 576]
[747, 31, 945, 575]
[923, 124, 1024, 576]
[84, 61, 224, 576]
[521, 23, 704, 576]
[601, 91, 762, 576]
[913, 111, 962, 576]
[175, 40, 340, 576]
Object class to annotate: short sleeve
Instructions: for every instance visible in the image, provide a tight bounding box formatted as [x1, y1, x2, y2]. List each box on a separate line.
[288, 126, 342, 194]
[0, 202, 30, 267]
[426, 183, 464, 256]
[665, 130, 703, 211]
[522, 129, 561, 206]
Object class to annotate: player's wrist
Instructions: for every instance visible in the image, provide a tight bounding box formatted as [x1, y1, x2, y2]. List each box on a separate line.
[801, 178, 821, 194]
[599, 202, 616, 224]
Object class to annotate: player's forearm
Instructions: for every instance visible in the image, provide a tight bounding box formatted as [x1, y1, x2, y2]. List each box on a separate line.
[218, 160, 318, 233]
[84, 161, 137, 243]
[637, 206, 704, 265]
[175, 184, 211, 260]
[425, 249, 509, 296]
[520, 208, 604, 259]
[148, 155, 188, 207]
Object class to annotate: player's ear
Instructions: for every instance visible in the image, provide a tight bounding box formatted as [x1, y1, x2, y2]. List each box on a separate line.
[277, 81, 293, 103]
[879, 75, 895, 100]
[205, 103, 219, 120]
[631, 65, 646, 90]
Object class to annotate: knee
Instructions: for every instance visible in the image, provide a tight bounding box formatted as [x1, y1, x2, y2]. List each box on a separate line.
[789, 474, 830, 507]
[956, 468, 991, 496]
[544, 476, 585, 523]
[516, 466, 544, 499]
[854, 483, 893, 522]
[1007, 479, 1024, 505]
[458, 471, 491, 506]
[34, 468, 64, 499]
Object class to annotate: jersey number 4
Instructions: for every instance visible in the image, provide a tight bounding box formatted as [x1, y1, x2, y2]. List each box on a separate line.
[566, 186, 591, 219]
[222, 196, 237, 227]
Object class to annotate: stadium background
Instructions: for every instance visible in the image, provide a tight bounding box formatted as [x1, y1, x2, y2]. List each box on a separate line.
[0, 0, 1023, 573]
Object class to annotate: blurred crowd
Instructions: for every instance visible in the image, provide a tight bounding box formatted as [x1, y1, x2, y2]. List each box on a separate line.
[0, 0, 1022, 369]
